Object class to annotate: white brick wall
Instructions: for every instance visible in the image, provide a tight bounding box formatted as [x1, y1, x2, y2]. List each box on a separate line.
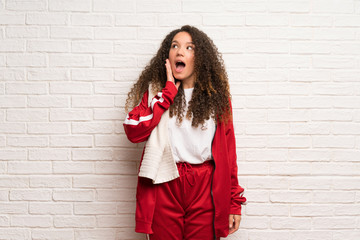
[0, 0, 359, 239]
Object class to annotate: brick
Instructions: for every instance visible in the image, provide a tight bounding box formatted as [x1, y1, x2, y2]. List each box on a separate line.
[313, 217, 356, 229]
[334, 16, 360, 27]
[93, 56, 136, 68]
[6, 26, 48, 38]
[245, 41, 289, 54]
[270, 27, 313, 40]
[53, 162, 94, 174]
[8, 161, 51, 174]
[6, 0, 46, 11]
[50, 82, 91, 94]
[7, 54, 46, 67]
[72, 96, 113, 107]
[203, 15, 245, 26]
[333, 70, 360, 82]
[247, 15, 288, 26]
[73, 176, 136, 189]
[137, 0, 180, 13]
[75, 229, 116, 240]
[72, 122, 113, 134]
[0, 177, 28, 188]
[28, 122, 69, 134]
[269, 163, 311, 175]
[28, 96, 69, 108]
[313, 0, 353, 13]
[97, 189, 135, 202]
[247, 177, 288, 189]
[71, 14, 112, 26]
[334, 204, 360, 216]
[11, 216, 51, 227]
[49, 54, 92, 67]
[50, 135, 93, 147]
[74, 203, 117, 215]
[10, 189, 51, 201]
[95, 161, 137, 175]
[95, 135, 137, 147]
[269, 1, 310, 13]
[333, 231, 360, 240]
[270, 191, 312, 203]
[290, 231, 332, 240]
[97, 215, 135, 228]
[333, 150, 360, 162]
[95, 82, 132, 95]
[50, 108, 92, 121]
[27, 40, 69, 53]
[224, 1, 267, 13]
[28, 69, 69, 81]
[290, 123, 331, 135]
[72, 68, 112, 81]
[30, 176, 71, 188]
[248, 231, 289, 240]
[6, 82, 47, 94]
[0, 40, 25, 52]
[268, 109, 309, 122]
[268, 55, 311, 68]
[0, 149, 26, 160]
[29, 148, 70, 161]
[246, 204, 288, 216]
[291, 15, 332, 27]
[53, 190, 94, 201]
[54, 216, 95, 228]
[72, 40, 112, 53]
[26, 13, 68, 25]
[49, 0, 91, 12]
[29, 202, 73, 215]
[313, 136, 355, 148]
[32, 230, 74, 240]
[0, 14, 25, 24]
[114, 41, 157, 54]
[117, 202, 136, 214]
[313, 56, 355, 69]
[50, 26, 92, 39]
[240, 216, 268, 229]
[271, 217, 311, 229]
[0, 123, 25, 134]
[314, 191, 355, 203]
[311, 110, 352, 121]
[94, 27, 136, 40]
[7, 109, 48, 122]
[116, 14, 156, 26]
[72, 149, 112, 161]
[7, 136, 48, 147]
[291, 205, 333, 217]
[289, 177, 332, 190]
[332, 96, 360, 108]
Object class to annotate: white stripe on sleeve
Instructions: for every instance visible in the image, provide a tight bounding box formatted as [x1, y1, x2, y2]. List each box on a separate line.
[124, 113, 153, 126]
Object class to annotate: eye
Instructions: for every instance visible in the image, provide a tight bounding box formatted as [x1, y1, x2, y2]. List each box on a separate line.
[171, 44, 178, 49]
[187, 46, 194, 50]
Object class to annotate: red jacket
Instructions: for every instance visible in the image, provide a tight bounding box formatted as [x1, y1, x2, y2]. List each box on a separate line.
[123, 81, 246, 238]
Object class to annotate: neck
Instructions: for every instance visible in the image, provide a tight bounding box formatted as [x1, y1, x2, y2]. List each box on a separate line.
[181, 77, 195, 89]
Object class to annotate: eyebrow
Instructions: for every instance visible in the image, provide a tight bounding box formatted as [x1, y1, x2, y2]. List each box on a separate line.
[171, 40, 194, 44]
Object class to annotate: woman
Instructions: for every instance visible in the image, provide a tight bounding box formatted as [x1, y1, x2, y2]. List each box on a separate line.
[124, 25, 246, 240]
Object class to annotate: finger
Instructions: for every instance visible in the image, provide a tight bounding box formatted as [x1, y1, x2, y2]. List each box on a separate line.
[175, 81, 181, 89]
[228, 214, 234, 229]
[165, 59, 173, 82]
[233, 215, 241, 231]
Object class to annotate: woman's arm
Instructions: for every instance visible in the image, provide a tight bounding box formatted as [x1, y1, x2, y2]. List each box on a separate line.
[123, 81, 177, 143]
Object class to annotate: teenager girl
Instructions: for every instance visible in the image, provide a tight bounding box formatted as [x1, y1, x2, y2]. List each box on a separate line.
[124, 25, 246, 240]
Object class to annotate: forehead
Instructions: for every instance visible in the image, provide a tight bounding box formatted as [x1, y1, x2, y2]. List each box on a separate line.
[172, 31, 193, 43]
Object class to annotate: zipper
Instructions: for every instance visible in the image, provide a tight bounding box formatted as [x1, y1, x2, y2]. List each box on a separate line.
[210, 162, 216, 240]
[210, 123, 217, 240]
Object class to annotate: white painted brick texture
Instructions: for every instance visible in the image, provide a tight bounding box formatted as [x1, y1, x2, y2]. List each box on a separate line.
[0, 0, 360, 239]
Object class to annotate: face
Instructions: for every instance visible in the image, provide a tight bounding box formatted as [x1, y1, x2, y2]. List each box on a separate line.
[168, 31, 196, 87]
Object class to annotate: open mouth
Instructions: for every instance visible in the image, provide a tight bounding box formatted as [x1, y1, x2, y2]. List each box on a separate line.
[175, 61, 186, 72]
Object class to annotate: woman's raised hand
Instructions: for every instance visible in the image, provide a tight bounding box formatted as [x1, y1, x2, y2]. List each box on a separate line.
[165, 59, 181, 89]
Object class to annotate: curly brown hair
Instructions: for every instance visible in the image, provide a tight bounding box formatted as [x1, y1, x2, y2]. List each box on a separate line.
[125, 25, 231, 127]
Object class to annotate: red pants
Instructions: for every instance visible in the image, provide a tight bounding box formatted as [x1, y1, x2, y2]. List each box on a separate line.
[149, 161, 220, 240]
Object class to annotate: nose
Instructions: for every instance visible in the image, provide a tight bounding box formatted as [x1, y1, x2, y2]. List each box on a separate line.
[176, 46, 184, 56]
